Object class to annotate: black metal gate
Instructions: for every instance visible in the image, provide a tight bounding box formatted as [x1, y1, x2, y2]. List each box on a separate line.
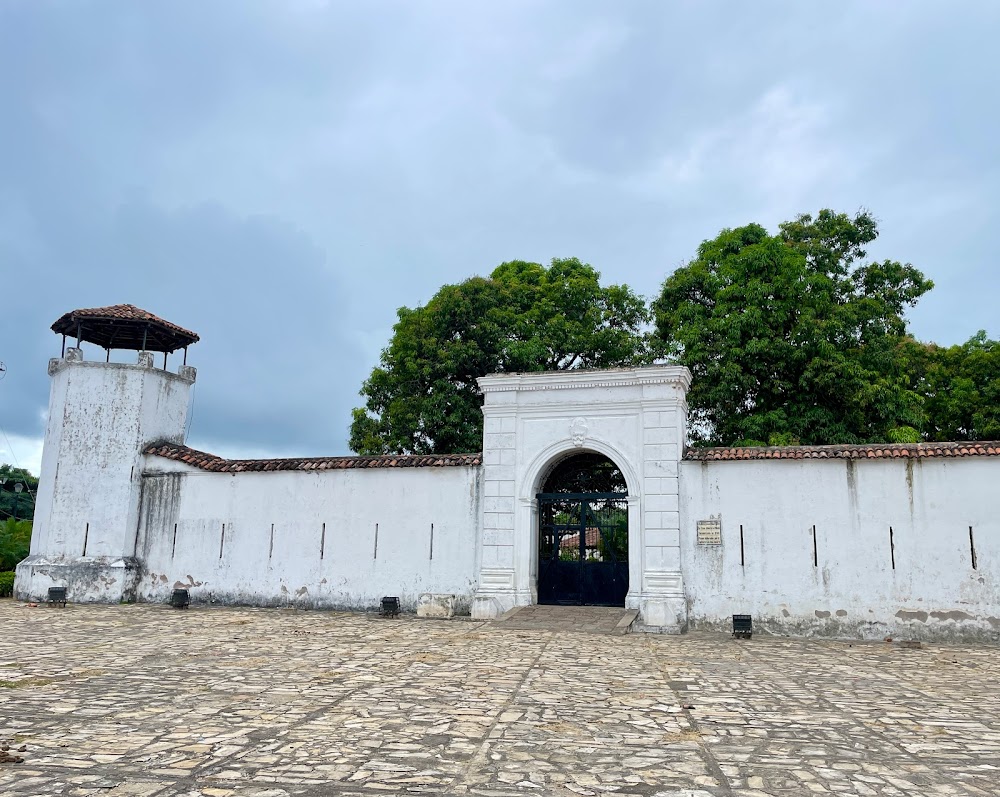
[537, 492, 628, 606]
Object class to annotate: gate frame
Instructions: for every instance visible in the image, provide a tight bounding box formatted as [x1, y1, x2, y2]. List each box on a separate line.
[536, 490, 631, 606]
[471, 366, 692, 632]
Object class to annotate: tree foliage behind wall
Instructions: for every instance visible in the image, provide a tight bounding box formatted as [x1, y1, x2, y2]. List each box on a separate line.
[903, 332, 1000, 441]
[652, 210, 944, 446]
[0, 518, 31, 572]
[350, 210, 996, 453]
[350, 258, 655, 455]
[0, 464, 37, 522]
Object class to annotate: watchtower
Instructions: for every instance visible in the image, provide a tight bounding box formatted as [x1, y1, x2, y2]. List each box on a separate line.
[14, 305, 198, 603]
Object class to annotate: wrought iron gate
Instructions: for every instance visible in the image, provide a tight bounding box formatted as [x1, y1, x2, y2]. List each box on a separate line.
[537, 492, 628, 606]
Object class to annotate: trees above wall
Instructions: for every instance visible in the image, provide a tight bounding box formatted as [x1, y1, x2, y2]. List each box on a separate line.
[349, 258, 655, 455]
[0, 464, 36, 523]
[652, 210, 936, 446]
[0, 466, 34, 573]
[902, 332, 1000, 442]
[652, 210, 1000, 446]
[351, 211, 999, 454]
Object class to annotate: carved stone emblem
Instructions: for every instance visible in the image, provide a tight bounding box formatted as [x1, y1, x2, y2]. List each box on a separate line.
[569, 417, 588, 448]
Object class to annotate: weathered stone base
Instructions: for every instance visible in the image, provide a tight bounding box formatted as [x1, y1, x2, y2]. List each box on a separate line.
[14, 556, 141, 604]
[417, 593, 457, 618]
[471, 593, 514, 620]
[638, 595, 688, 634]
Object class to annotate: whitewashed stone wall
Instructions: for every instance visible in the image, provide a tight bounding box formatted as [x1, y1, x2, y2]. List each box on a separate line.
[680, 456, 1000, 642]
[135, 459, 481, 612]
[15, 345, 999, 642]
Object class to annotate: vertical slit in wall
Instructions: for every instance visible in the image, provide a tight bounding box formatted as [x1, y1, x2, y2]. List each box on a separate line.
[970, 526, 978, 570]
[373, 523, 379, 559]
[171, 524, 178, 560]
[320, 522, 326, 560]
[429, 523, 434, 560]
[219, 523, 226, 559]
[739, 525, 745, 568]
[269, 524, 275, 560]
[82, 523, 89, 557]
[889, 527, 896, 570]
[811, 525, 818, 568]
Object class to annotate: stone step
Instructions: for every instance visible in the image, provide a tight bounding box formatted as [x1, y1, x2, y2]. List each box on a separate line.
[490, 604, 639, 635]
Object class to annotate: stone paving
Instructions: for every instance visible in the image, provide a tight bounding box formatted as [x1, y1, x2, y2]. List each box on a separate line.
[494, 605, 638, 636]
[1, 601, 999, 797]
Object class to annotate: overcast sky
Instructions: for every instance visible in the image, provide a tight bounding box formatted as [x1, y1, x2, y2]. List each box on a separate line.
[1, 1, 998, 474]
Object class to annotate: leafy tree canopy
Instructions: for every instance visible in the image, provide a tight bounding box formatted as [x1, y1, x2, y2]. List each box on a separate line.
[902, 332, 1000, 441]
[0, 464, 37, 523]
[350, 258, 654, 455]
[653, 209, 936, 446]
[0, 518, 31, 572]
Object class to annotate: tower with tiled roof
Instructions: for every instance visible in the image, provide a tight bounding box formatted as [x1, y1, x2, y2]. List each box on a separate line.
[15, 305, 198, 603]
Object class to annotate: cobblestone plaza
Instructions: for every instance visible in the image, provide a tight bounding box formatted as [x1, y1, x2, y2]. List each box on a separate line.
[1, 603, 998, 797]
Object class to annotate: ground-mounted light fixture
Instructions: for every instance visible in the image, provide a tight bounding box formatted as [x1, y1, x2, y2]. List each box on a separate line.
[170, 588, 190, 609]
[732, 614, 753, 639]
[47, 586, 67, 607]
[380, 596, 400, 618]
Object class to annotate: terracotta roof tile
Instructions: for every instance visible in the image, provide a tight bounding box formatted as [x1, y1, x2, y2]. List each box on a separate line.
[51, 304, 199, 352]
[684, 441, 1000, 462]
[145, 442, 482, 472]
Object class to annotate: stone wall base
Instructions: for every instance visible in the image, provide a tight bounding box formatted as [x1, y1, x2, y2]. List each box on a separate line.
[417, 593, 457, 618]
[14, 556, 141, 604]
[638, 595, 689, 634]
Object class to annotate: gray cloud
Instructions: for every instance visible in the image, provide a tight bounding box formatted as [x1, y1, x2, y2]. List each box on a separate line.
[1, 0, 997, 462]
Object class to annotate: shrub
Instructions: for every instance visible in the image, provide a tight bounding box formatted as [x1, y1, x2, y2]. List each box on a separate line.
[0, 571, 14, 598]
[0, 518, 31, 571]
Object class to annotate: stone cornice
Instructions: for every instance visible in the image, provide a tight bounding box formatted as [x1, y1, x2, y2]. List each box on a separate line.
[478, 366, 691, 394]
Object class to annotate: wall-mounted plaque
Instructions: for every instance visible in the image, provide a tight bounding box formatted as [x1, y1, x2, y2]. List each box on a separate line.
[697, 519, 722, 546]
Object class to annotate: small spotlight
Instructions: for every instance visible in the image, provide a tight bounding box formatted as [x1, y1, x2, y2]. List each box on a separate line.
[732, 614, 752, 639]
[170, 588, 190, 609]
[380, 596, 400, 618]
[47, 586, 67, 607]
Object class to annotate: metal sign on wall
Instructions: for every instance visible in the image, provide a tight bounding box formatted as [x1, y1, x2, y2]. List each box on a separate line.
[697, 519, 722, 546]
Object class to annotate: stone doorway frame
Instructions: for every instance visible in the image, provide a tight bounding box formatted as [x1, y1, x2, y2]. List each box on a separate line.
[470, 365, 692, 632]
[530, 448, 636, 606]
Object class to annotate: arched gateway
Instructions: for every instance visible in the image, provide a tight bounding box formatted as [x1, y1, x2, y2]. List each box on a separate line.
[537, 453, 629, 606]
[470, 366, 692, 632]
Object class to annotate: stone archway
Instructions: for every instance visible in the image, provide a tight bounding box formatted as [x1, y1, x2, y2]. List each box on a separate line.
[470, 366, 692, 632]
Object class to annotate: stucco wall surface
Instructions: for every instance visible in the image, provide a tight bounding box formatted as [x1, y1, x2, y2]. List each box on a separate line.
[15, 352, 194, 602]
[135, 462, 482, 612]
[680, 457, 1000, 642]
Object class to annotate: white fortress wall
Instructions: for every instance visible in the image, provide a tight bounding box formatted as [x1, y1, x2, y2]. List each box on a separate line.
[135, 458, 483, 612]
[680, 455, 1000, 642]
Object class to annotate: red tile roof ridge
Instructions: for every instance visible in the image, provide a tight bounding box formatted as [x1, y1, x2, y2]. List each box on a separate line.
[52, 304, 199, 342]
[684, 441, 1000, 461]
[144, 442, 483, 472]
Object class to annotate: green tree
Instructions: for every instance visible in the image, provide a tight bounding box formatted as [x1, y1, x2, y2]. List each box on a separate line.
[0, 518, 32, 571]
[904, 332, 1000, 441]
[351, 258, 654, 454]
[652, 210, 934, 446]
[0, 464, 37, 523]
